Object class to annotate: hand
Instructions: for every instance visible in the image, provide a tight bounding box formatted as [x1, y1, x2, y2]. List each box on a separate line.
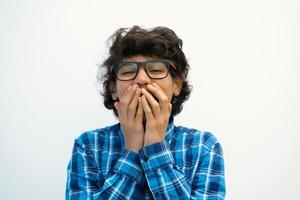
[140, 83, 172, 147]
[114, 84, 144, 153]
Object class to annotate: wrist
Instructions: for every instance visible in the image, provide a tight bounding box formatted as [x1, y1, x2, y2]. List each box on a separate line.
[144, 131, 165, 147]
[126, 144, 143, 153]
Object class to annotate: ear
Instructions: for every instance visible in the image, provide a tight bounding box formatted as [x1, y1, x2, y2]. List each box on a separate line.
[173, 77, 183, 96]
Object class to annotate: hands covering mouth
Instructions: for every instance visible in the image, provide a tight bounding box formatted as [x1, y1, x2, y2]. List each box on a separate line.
[114, 83, 172, 152]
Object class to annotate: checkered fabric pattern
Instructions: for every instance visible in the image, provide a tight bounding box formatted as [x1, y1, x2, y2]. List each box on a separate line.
[66, 121, 226, 199]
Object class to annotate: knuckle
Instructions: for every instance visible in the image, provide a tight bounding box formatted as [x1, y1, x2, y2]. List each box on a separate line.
[120, 99, 127, 106]
[161, 96, 168, 103]
[136, 112, 143, 118]
[128, 106, 135, 112]
[153, 103, 160, 109]
[135, 111, 141, 116]
[145, 108, 152, 113]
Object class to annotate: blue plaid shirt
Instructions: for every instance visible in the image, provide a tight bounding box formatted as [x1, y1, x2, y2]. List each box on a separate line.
[66, 121, 226, 199]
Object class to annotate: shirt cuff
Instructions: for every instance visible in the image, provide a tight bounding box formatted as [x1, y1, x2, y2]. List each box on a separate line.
[113, 150, 145, 185]
[139, 141, 175, 172]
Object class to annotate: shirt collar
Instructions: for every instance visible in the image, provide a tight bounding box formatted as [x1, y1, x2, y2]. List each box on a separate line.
[165, 119, 176, 145]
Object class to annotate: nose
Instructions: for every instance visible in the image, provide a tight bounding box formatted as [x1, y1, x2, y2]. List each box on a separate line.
[133, 68, 151, 86]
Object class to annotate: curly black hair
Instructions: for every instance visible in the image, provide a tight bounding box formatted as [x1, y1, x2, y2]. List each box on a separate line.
[98, 26, 192, 118]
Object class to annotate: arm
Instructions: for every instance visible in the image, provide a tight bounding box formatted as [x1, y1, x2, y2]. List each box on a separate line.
[190, 142, 226, 200]
[66, 139, 146, 200]
[140, 83, 225, 198]
[66, 84, 145, 199]
[139, 141, 192, 199]
[138, 83, 193, 199]
[139, 141, 226, 200]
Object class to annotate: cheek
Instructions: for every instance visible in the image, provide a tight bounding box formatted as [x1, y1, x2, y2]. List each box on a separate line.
[166, 90, 174, 102]
[116, 82, 131, 98]
[153, 80, 175, 103]
[159, 85, 175, 102]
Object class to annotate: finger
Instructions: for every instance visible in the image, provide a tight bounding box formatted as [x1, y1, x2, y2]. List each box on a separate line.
[168, 103, 172, 113]
[135, 97, 144, 122]
[141, 95, 154, 122]
[141, 88, 161, 118]
[146, 83, 169, 113]
[128, 88, 141, 119]
[114, 101, 120, 113]
[119, 84, 138, 116]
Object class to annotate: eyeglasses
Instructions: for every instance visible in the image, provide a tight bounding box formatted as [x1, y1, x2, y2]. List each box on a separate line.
[112, 60, 176, 81]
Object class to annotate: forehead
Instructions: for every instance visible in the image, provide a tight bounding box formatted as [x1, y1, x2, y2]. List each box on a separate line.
[122, 55, 160, 62]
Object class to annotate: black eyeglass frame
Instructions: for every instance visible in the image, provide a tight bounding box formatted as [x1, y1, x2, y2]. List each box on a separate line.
[112, 60, 176, 81]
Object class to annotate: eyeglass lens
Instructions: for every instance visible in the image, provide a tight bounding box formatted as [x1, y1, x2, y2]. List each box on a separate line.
[116, 61, 168, 80]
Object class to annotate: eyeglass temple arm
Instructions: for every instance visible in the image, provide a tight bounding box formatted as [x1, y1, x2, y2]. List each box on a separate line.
[170, 62, 177, 69]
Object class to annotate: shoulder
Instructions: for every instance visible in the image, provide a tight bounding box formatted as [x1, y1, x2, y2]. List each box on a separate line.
[74, 123, 121, 148]
[174, 125, 223, 155]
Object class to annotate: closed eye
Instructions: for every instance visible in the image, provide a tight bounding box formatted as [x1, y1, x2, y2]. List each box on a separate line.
[121, 71, 135, 75]
[149, 69, 164, 73]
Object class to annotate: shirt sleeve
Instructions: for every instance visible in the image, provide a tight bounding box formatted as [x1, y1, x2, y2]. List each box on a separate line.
[139, 140, 226, 200]
[66, 139, 146, 200]
[190, 142, 226, 200]
[139, 141, 192, 199]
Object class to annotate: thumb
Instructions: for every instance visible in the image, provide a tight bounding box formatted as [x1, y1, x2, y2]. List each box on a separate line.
[114, 101, 120, 111]
[168, 103, 172, 113]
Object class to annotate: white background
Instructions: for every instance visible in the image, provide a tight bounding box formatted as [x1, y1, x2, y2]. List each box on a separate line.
[1, 0, 299, 199]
